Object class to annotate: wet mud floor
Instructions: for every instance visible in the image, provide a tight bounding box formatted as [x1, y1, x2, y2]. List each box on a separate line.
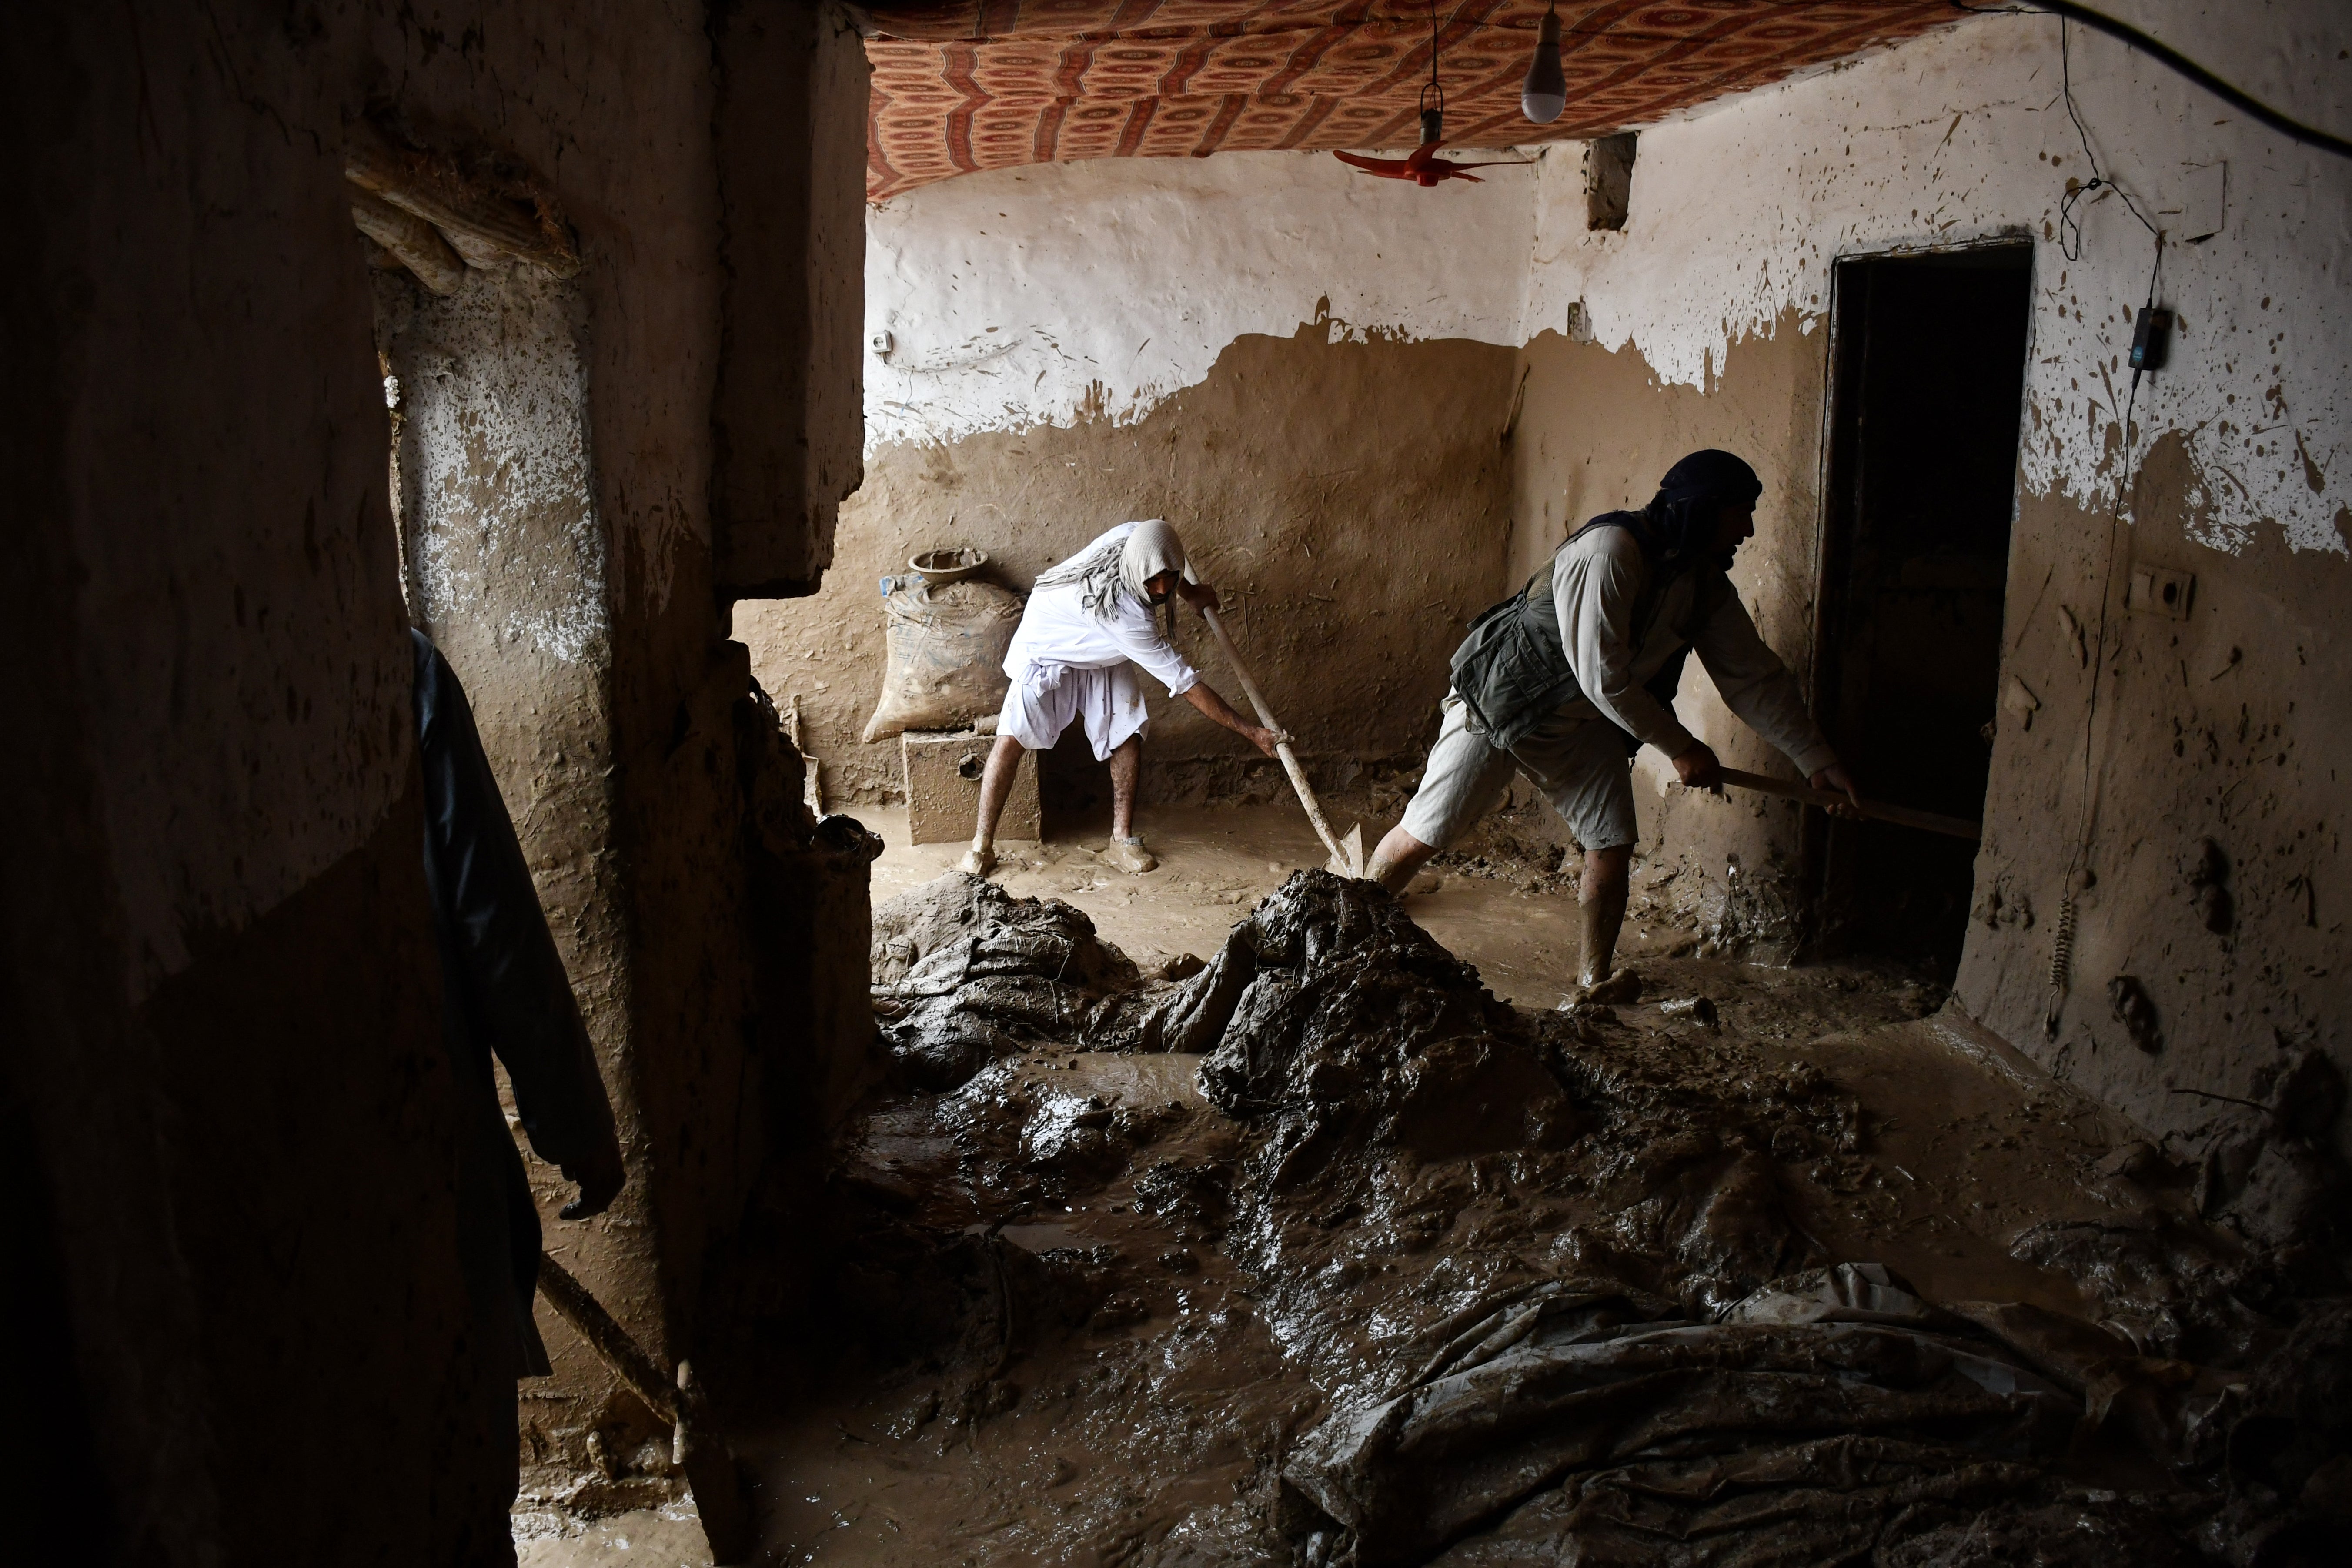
[522, 804, 2347, 1566]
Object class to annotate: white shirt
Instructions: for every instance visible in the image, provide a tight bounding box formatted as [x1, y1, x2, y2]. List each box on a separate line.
[1005, 523, 1201, 697]
[1552, 525, 1835, 776]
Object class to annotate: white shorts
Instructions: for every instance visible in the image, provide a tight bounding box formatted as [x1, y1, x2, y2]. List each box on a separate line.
[1399, 691, 1639, 853]
[997, 660, 1150, 761]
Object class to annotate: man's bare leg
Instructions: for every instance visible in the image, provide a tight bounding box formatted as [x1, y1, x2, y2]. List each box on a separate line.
[1109, 736, 1141, 841]
[1577, 844, 1636, 998]
[961, 735, 1027, 876]
[1105, 736, 1156, 873]
[1366, 824, 1439, 894]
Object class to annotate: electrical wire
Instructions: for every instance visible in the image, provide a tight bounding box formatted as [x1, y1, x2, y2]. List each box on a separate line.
[1417, 0, 1471, 121]
[2055, 18, 2157, 261]
[2043, 12, 2165, 1034]
[1421, 0, 1445, 120]
[1951, 1, 2352, 161]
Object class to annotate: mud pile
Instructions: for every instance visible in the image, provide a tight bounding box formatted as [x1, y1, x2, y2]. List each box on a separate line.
[1155, 875, 1851, 1360]
[1145, 872, 1575, 1154]
[1998, 1049, 2351, 1377]
[1151, 878, 2276, 1561]
[870, 873, 1150, 1089]
[839, 869, 2352, 1565]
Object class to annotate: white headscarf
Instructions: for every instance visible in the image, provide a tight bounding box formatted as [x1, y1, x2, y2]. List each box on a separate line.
[1033, 519, 1187, 622]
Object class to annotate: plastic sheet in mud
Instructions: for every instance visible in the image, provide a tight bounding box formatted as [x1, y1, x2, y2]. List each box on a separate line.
[1286, 1263, 2216, 1566]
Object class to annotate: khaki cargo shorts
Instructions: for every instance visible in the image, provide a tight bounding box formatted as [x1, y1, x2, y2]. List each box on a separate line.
[1399, 690, 1638, 854]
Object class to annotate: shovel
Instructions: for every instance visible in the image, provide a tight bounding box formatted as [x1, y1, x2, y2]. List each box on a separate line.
[1188, 584, 1365, 878]
[538, 1254, 756, 1564]
[1704, 767, 1982, 842]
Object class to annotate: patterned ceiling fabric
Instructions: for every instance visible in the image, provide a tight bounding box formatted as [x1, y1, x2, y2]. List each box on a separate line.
[861, 1, 1964, 200]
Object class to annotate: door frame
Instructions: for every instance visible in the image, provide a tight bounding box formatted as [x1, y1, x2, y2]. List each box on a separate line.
[1799, 231, 2041, 955]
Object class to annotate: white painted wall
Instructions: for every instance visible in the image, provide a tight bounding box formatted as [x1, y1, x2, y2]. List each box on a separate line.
[862, 148, 1538, 449]
[865, 1, 2350, 559]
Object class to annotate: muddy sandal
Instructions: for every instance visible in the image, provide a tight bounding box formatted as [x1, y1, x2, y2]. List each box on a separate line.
[1106, 836, 1157, 874]
[1576, 968, 1644, 1007]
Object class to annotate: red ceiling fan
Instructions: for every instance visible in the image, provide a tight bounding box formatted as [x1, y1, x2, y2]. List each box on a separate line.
[1333, 137, 1529, 187]
[1333, 3, 1535, 188]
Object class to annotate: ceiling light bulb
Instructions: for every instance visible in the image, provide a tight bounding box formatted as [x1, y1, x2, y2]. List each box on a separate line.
[1522, 8, 1565, 125]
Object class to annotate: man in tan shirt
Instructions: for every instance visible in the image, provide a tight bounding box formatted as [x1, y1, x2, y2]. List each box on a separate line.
[1368, 450, 1859, 998]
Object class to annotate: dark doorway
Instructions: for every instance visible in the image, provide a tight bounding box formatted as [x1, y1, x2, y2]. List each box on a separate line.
[1808, 244, 2031, 973]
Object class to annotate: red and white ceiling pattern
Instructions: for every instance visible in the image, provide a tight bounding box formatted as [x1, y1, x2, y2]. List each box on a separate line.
[862, 1, 1961, 200]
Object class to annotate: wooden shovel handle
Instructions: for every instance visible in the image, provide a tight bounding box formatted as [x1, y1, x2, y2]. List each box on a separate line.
[538, 1252, 678, 1424]
[1198, 605, 1349, 864]
[1712, 767, 1982, 843]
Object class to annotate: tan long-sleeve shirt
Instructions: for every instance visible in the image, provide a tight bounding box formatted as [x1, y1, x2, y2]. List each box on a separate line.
[1550, 525, 1837, 777]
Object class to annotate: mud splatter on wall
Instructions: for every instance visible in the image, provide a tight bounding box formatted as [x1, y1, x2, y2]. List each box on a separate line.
[1514, 7, 2349, 557]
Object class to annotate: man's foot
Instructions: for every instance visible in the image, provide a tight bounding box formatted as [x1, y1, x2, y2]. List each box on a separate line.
[1106, 836, 1157, 874]
[1575, 968, 1643, 1007]
[959, 846, 996, 877]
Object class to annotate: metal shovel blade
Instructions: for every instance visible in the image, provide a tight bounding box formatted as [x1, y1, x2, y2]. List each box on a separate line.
[1326, 822, 1366, 879]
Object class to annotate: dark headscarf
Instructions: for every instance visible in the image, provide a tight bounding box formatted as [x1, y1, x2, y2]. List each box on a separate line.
[1642, 449, 1762, 565]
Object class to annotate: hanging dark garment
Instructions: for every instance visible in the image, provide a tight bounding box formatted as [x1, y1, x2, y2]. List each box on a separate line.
[413, 630, 618, 1380]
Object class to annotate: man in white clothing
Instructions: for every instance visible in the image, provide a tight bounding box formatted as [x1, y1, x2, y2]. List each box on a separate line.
[1366, 450, 1860, 998]
[963, 519, 1280, 877]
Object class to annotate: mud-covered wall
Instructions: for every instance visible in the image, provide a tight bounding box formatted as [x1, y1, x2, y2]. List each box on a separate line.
[4, 1, 866, 1558]
[374, 260, 677, 1496]
[358, 0, 873, 1506]
[858, 148, 1535, 448]
[1501, 312, 1831, 957]
[742, 324, 1516, 807]
[739, 150, 1532, 808]
[359, 25, 747, 1507]
[6, 7, 506, 1561]
[712, 0, 871, 595]
[1959, 471, 2344, 1150]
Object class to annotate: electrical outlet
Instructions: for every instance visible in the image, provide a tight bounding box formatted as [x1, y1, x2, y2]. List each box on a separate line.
[870, 329, 894, 358]
[2125, 564, 2194, 620]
